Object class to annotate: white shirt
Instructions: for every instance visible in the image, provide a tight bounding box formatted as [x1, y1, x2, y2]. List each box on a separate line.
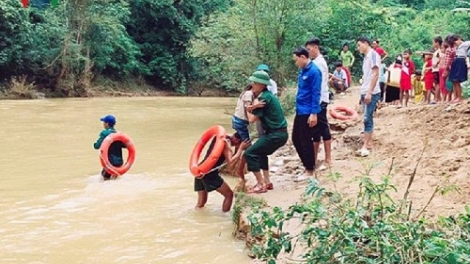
[268, 79, 278, 96]
[432, 50, 441, 72]
[361, 49, 381, 95]
[313, 55, 329, 103]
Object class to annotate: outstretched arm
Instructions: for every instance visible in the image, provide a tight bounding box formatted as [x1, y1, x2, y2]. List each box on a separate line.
[223, 139, 251, 167]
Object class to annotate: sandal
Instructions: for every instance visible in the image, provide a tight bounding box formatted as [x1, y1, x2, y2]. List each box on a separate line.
[247, 184, 267, 194]
[266, 183, 274, 190]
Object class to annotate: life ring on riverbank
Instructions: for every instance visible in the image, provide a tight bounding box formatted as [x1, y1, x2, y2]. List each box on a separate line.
[189, 125, 226, 177]
[329, 105, 358, 121]
[100, 132, 136, 176]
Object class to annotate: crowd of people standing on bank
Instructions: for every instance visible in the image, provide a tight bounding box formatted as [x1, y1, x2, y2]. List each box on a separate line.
[376, 35, 470, 107]
[192, 35, 388, 212]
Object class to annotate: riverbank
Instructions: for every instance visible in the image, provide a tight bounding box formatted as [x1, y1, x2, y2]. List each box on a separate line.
[0, 79, 237, 100]
[232, 86, 470, 262]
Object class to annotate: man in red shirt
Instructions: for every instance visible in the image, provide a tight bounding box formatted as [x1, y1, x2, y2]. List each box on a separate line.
[372, 39, 388, 61]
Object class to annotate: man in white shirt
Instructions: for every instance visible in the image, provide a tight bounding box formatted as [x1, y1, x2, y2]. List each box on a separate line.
[356, 37, 381, 157]
[305, 37, 332, 171]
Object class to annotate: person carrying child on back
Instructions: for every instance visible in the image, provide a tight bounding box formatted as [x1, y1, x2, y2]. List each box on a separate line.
[93, 115, 126, 181]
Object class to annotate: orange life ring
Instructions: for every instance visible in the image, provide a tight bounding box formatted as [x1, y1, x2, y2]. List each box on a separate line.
[329, 105, 358, 121]
[189, 125, 227, 177]
[100, 132, 136, 176]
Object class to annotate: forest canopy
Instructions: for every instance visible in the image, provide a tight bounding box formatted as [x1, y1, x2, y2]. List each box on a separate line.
[0, 0, 469, 96]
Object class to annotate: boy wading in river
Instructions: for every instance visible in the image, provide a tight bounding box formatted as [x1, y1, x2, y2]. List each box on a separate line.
[195, 133, 250, 212]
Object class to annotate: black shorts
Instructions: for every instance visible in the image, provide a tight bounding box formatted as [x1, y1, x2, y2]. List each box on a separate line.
[385, 85, 400, 103]
[194, 172, 223, 192]
[313, 102, 332, 142]
[433, 72, 439, 84]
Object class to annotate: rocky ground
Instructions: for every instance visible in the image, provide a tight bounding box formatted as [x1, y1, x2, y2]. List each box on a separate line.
[231, 86, 470, 263]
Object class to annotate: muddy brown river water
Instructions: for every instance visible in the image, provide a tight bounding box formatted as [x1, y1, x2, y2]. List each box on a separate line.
[0, 97, 249, 263]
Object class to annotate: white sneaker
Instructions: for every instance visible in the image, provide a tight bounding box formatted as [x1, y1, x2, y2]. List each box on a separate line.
[355, 148, 370, 157]
[340, 92, 346, 96]
[294, 175, 309, 182]
[317, 164, 328, 171]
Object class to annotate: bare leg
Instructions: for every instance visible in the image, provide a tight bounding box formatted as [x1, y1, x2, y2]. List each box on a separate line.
[425, 90, 430, 104]
[362, 132, 373, 150]
[215, 182, 234, 212]
[313, 142, 320, 166]
[237, 157, 246, 182]
[253, 171, 264, 186]
[435, 85, 441, 102]
[196, 191, 208, 209]
[404, 91, 409, 107]
[454, 83, 462, 101]
[262, 170, 270, 185]
[324, 140, 332, 164]
[399, 90, 403, 106]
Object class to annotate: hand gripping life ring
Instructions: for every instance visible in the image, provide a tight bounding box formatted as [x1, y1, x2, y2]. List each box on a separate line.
[329, 105, 358, 121]
[100, 132, 136, 176]
[189, 125, 227, 177]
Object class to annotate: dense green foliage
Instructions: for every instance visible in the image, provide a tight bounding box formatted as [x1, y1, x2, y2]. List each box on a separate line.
[247, 169, 470, 263]
[192, 0, 470, 90]
[0, 0, 469, 96]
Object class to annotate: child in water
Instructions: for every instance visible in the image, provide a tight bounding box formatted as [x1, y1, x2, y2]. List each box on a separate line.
[93, 115, 125, 181]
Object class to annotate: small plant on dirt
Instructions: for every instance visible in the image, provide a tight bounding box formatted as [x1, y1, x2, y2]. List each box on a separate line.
[233, 192, 268, 227]
[247, 160, 469, 263]
[9, 76, 35, 98]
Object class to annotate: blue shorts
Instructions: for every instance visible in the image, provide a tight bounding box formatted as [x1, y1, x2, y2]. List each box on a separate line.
[232, 115, 250, 141]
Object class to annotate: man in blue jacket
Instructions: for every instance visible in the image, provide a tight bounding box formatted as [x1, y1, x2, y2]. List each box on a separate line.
[292, 47, 322, 182]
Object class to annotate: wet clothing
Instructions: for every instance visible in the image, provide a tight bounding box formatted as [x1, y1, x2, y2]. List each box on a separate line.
[245, 90, 288, 172]
[194, 138, 226, 192]
[93, 127, 125, 179]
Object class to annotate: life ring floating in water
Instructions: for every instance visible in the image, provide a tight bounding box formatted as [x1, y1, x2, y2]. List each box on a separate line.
[329, 105, 358, 121]
[189, 125, 226, 177]
[100, 132, 136, 176]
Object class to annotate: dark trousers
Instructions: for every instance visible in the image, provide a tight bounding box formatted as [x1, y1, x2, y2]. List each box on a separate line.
[312, 102, 332, 142]
[101, 158, 123, 180]
[292, 114, 315, 171]
[244, 131, 288, 172]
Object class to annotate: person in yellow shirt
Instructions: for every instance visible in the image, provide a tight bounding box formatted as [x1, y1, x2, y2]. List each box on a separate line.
[412, 70, 424, 103]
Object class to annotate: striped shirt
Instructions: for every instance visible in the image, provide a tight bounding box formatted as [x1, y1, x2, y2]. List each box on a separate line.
[443, 47, 456, 70]
[361, 48, 381, 95]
